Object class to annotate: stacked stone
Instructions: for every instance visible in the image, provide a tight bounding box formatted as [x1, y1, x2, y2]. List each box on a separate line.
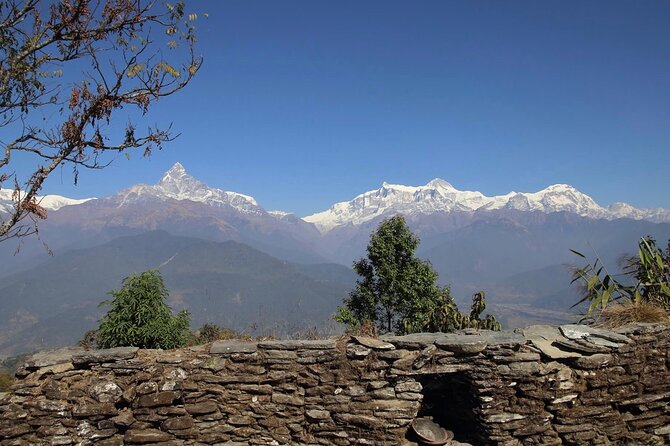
[0, 323, 668, 446]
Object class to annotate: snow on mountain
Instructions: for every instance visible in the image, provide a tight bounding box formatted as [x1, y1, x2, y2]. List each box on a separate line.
[268, 210, 294, 219]
[112, 163, 264, 214]
[303, 179, 669, 233]
[0, 188, 94, 213]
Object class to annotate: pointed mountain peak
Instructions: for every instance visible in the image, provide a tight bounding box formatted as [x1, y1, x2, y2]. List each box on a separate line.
[168, 162, 186, 174]
[160, 162, 190, 183]
[426, 178, 455, 190]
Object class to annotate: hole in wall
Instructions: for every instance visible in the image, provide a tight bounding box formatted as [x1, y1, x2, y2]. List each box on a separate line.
[412, 372, 484, 445]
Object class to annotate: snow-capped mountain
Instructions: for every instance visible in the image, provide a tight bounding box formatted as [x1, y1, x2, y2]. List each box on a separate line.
[0, 188, 94, 214]
[111, 162, 263, 214]
[304, 179, 670, 232]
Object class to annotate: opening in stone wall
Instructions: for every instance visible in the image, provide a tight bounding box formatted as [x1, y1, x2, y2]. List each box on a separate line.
[411, 372, 483, 445]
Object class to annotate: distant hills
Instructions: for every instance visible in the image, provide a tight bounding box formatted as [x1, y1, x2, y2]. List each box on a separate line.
[2, 163, 670, 356]
[0, 231, 355, 357]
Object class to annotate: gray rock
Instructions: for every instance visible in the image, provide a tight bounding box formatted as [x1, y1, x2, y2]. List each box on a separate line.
[347, 343, 372, 358]
[521, 325, 563, 341]
[479, 330, 526, 346]
[553, 338, 610, 354]
[89, 381, 123, 403]
[381, 332, 448, 349]
[257, 339, 336, 350]
[22, 347, 85, 369]
[435, 334, 487, 354]
[585, 337, 621, 348]
[352, 336, 395, 350]
[530, 339, 582, 359]
[72, 347, 138, 365]
[210, 340, 258, 354]
[560, 324, 631, 344]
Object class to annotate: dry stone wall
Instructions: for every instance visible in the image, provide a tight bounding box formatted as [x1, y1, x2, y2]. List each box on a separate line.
[0, 323, 668, 446]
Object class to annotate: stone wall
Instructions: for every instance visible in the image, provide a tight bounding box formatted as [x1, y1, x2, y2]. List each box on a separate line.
[0, 323, 668, 446]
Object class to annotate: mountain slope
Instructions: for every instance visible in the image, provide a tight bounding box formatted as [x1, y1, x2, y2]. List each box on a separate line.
[0, 231, 354, 357]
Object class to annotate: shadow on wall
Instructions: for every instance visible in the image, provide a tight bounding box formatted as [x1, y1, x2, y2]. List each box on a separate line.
[414, 373, 484, 445]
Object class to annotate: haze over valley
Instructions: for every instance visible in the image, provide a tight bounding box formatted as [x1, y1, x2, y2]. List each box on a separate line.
[2, 163, 669, 357]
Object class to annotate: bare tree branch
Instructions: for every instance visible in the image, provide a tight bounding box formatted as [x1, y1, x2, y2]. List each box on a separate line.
[0, 0, 202, 242]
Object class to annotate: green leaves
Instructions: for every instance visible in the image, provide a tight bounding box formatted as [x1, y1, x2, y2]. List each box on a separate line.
[96, 270, 190, 349]
[571, 237, 670, 318]
[336, 215, 501, 335]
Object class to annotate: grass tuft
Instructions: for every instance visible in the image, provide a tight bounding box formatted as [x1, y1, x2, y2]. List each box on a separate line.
[596, 300, 670, 329]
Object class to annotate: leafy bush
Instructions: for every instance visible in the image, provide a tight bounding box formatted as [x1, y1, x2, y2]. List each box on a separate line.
[96, 270, 190, 349]
[336, 215, 500, 335]
[572, 237, 670, 320]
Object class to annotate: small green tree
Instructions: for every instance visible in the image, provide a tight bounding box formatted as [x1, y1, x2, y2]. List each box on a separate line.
[96, 270, 190, 349]
[335, 215, 500, 335]
[336, 215, 444, 334]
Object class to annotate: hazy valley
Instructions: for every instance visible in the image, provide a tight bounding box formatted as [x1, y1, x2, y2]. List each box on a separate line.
[2, 163, 670, 357]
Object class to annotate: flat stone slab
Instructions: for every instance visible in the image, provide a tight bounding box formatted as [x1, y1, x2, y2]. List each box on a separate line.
[560, 324, 631, 344]
[22, 347, 85, 369]
[210, 340, 258, 354]
[257, 339, 336, 350]
[72, 347, 138, 365]
[477, 331, 526, 346]
[530, 339, 582, 360]
[352, 336, 395, 350]
[553, 338, 610, 354]
[435, 334, 487, 354]
[381, 333, 449, 349]
[521, 325, 563, 341]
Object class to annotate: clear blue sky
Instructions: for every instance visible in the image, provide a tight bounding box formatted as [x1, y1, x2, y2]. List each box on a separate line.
[37, 0, 670, 215]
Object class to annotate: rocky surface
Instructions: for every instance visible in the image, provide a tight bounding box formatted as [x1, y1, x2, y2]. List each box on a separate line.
[0, 323, 668, 445]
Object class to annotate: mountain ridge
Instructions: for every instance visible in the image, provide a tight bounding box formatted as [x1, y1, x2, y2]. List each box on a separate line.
[304, 179, 670, 232]
[3, 162, 669, 231]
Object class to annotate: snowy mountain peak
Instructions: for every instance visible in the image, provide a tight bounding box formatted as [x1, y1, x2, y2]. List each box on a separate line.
[426, 178, 455, 190]
[114, 163, 261, 213]
[0, 188, 94, 213]
[303, 179, 670, 233]
[160, 162, 187, 183]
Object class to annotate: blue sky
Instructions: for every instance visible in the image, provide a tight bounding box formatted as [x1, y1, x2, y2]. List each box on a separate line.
[29, 1, 670, 215]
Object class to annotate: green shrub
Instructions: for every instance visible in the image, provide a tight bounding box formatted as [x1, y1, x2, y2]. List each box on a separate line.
[96, 270, 190, 349]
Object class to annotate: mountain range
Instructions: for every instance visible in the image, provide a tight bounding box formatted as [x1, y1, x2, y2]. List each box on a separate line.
[2, 163, 670, 356]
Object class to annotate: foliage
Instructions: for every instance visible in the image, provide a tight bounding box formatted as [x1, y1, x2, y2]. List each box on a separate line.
[0, 0, 202, 242]
[571, 237, 670, 319]
[424, 291, 502, 332]
[336, 215, 501, 335]
[96, 270, 190, 349]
